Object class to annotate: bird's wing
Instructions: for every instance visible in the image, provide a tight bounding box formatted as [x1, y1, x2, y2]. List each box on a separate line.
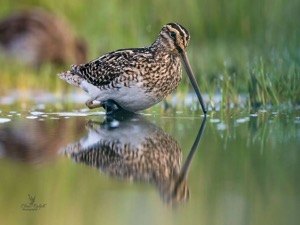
[71, 48, 149, 89]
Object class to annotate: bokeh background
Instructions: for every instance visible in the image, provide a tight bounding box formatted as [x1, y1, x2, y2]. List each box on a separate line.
[0, 2, 299, 225]
[1, 0, 298, 54]
[0, 0, 300, 108]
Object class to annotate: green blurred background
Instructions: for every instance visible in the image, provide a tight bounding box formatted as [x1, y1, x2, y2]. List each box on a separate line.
[1, 0, 298, 53]
[1, 0, 300, 108]
[0, 2, 300, 223]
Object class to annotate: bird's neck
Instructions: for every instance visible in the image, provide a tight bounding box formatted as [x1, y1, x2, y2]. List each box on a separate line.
[149, 37, 179, 58]
[150, 35, 170, 52]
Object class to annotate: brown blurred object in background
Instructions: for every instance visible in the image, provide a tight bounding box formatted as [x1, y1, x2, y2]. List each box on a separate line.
[0, 8, 87, 67]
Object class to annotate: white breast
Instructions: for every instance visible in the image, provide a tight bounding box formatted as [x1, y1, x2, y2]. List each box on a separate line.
[80, 81, 161, 112]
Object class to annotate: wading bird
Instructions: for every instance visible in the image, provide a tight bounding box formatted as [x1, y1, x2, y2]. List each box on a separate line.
[0, 9, 87, 67]
[58, 23, 206, 114]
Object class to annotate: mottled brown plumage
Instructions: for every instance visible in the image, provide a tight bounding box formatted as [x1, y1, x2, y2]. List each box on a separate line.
[61, 115, 190, 205]
[58, 23, 206, 114]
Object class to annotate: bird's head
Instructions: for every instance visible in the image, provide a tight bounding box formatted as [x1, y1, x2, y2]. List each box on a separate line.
[155, 23, 190, 56]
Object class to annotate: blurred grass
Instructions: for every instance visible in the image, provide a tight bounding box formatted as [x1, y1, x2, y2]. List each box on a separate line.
[0, 0, 299, 110]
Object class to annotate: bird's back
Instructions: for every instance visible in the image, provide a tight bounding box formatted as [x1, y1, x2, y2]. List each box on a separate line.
[70, 47, 182, 98]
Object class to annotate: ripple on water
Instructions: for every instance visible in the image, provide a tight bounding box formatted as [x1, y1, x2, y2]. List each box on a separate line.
[30, 111, 45, 116]
[236, 117, 250, 123]
[26, 116, 38, 119]
[210, 118, 220, 123]
[0, 118, 11, 123]
[54, 112, 106, 117]
[217, 123, 227, 130]
[55, 112, 90, 117]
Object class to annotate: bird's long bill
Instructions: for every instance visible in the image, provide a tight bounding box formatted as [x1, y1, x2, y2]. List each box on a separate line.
[180, 52, 207, 114]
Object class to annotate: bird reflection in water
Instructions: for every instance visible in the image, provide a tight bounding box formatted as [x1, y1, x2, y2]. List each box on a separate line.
[61, 114, 206, 205]
[0, 119, 86, 164]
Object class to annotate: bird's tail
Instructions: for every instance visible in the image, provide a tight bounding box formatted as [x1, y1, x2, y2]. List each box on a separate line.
[57, 64, 84, 87]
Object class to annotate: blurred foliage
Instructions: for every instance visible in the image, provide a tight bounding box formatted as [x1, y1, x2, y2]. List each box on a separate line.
[0, 0, 299, 109]
[1, 0, 299, 52]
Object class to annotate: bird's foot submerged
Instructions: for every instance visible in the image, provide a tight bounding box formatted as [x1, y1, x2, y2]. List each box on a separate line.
[101, 100, 121, 115]
[86, 99, 130, 115]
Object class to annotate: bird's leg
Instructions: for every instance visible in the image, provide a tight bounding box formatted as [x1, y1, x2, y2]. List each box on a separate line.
[85, 99, 101, 109]
[86, 99, 124, 115]
[101, 100, 122, 115]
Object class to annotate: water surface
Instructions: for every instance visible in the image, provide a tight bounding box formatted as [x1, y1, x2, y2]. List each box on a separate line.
[0, 96, 299, 225]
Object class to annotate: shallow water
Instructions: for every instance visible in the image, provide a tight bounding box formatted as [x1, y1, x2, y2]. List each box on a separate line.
[0, 92, 299, 225]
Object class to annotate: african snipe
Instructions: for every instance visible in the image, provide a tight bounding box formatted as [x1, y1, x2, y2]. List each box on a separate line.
[0, 9, 87, 67]
[58, 23, 206, 114]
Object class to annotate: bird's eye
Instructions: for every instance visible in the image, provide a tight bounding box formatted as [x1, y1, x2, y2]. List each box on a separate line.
[169, 31, 176, 39]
